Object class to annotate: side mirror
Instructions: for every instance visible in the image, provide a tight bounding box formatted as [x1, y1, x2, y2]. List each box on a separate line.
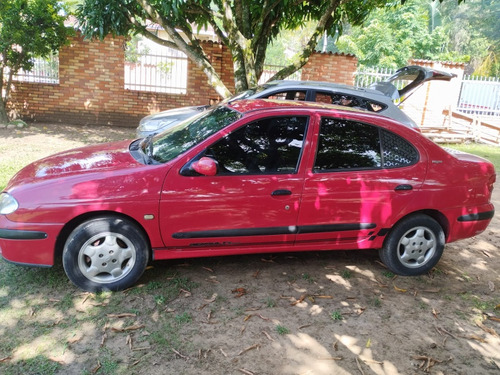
[191, 157, 217, 176]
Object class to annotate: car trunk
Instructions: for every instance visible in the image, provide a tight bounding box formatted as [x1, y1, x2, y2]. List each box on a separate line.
[369, 65, 457, 102]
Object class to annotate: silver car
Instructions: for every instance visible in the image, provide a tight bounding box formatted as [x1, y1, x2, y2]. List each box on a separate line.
[136, 65, 456, 137]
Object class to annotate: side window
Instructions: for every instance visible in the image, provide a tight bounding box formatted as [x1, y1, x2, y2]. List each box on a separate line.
[315, 93, 333, 104]
[315, 91, 387, 112]
[206, 116, 308, 175]
[264, 91, 306, 101]
[314, 118, 418, 172]
[314, 118, 381, 171]
[381, 129, 419, 167]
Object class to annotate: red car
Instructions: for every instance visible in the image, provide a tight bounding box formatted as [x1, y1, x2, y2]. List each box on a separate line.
[0, 100, 495, 291]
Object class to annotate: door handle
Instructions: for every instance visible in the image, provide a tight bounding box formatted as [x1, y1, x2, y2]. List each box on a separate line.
[271, 189, 292, 196]
[395, 184, 413, 191]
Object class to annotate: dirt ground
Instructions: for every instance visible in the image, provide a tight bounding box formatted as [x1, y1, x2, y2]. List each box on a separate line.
[0, 123, 499, 375]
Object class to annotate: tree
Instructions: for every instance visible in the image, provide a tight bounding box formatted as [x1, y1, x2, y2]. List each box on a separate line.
[0, 0, 72, 124]
[76, 0, 392, 98]
[335, 0, 498, 75]
[439, 0, 499, 76]
[336, 0, 455, 68]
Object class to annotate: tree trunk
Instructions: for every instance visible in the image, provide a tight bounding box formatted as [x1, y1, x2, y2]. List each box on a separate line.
[0, 99, 9, 125]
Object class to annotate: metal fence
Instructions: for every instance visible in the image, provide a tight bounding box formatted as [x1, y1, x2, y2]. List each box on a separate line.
[11, 54, 500, 119]
[456, 75, 500, 117]
[8, 54, 59, 84]
[124, 48, 188, 94]
[354, 66, 395, 88]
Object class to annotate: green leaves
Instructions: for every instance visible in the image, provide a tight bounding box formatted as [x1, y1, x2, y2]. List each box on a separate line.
[0, 0, 72, 120]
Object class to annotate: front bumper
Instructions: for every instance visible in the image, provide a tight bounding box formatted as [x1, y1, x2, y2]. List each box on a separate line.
[0, 216, 62, 266]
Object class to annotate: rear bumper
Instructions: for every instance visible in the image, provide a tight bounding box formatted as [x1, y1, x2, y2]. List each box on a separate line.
[0, 216, 62, 266]
[447, 204, 495, 243]
[457, 210, 495, 222]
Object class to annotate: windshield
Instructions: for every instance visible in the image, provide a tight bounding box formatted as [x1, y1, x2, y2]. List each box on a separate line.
[221, 89, 256, 104]
[148, 106, 242, 163]
[220, 83, 272, 104]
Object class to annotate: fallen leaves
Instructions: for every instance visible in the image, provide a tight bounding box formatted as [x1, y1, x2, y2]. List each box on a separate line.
[90, 361, 101, 374]
[262, 330, 274, 342]
[435, 326, 457, 339]
[199, 293, 218, 310]
[107, 313, 137, 319]
[238, 343, 260, 356]
[393, 284, 407, 293]
[232, 288, 247, 297]
[487, 315, 500, 323]
[238, 369, 255, 375]
[172, 348, 189, 360]
[126, 334, 132, 350]
[460, 334, 487, 343]
[67, 336, 82, 344]
[412, 355, 452, 372]
[291, 294, 306, 306]
[432, 308, 440, 319]
[476, 320, 498, 337]
[111, 324, 145, 332]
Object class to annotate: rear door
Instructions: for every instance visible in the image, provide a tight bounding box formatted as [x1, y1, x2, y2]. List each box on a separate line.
[296, 115, 426, 248]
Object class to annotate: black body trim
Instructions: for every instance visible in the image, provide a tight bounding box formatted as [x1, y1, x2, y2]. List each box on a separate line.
[457, 210, 495, 222]
[173, 223, 376, 239]
[0, 229, 48, 240]
[377, 228, 391, 236]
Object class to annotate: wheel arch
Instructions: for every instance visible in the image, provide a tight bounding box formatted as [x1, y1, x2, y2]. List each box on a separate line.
[54, 211, 152, 264]
[390, 209, 450, 240]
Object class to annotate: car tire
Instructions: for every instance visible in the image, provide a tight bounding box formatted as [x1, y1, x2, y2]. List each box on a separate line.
[379, 214, 445, 276]
[62, 216, 149, 292]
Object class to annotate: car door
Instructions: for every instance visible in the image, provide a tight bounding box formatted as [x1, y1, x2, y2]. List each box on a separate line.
[296, 115, 426, 249]
[159, 113, 312, 251]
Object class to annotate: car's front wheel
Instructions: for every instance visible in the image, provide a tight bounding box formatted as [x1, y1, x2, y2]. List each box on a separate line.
[62, 216, 149, 292]
[379, 214, 445, 276]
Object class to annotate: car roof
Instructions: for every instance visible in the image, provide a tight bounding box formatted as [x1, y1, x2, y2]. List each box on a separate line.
[226, 98, 371, 115]
[258, 80, 387, 98]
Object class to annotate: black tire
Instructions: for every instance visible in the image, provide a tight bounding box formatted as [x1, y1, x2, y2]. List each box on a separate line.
[379, 214, 445, 276]
[62, 216, 149, 292]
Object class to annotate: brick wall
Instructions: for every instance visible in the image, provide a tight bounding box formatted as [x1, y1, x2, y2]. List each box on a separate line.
[301, 52, 358, 85]
[8, 34, 358, 127]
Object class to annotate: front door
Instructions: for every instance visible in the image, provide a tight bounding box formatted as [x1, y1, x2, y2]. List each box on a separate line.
[159, 114, 311, 251]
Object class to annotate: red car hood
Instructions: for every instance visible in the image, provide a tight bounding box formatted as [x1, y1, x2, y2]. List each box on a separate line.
[7, 140, 138, 188]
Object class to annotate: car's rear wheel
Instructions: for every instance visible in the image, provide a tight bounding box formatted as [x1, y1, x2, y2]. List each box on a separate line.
[62, 216, 149, 292]
[379, 214, 445, 276]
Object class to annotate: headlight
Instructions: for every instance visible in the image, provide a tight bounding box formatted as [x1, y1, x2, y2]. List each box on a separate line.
[0, 193, 19, 214]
